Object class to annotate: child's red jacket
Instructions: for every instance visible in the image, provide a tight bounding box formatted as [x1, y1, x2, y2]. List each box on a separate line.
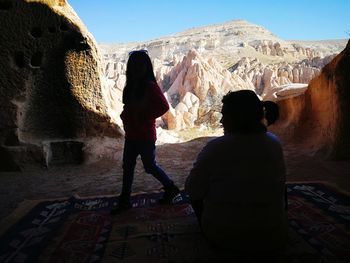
[120, 81, 169, 142]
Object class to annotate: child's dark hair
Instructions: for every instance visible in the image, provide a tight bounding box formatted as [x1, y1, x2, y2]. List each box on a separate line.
[123, 50, 157, 104]
[221, 90, 279, 133]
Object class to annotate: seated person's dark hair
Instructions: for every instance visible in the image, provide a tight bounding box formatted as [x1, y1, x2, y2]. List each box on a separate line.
[221, 90, 279, 133]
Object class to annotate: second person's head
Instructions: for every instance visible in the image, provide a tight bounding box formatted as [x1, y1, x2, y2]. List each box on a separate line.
[221, 90, 279, 134]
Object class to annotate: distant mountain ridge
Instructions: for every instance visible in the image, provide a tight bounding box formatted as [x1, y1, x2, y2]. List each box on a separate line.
[99, 19, 347, 65]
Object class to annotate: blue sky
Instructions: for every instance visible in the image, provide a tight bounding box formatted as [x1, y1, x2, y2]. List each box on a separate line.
[68, 0, 350, 43]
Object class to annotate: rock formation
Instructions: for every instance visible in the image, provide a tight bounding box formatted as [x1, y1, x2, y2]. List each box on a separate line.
[272, 40, 350, 160]
[163, 50, 254, 130]
[0, 0, 122, 169]
[249, 40, 286, 57]
[229, 55, 335, 98]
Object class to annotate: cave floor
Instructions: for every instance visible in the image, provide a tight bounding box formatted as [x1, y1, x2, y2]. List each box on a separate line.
[1, 136, 350, 220]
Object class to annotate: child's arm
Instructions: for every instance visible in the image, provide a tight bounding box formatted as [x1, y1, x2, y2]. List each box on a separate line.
[146, 82, 169, 119]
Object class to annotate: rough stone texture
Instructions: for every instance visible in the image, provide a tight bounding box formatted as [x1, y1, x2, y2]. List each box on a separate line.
[249, 40, 287, 57]
[272, 40, 350, 160]
[44, 141, 84, 166]
[263, 83, 308, 101]
[2, 143, 45, 167]
[0, 146, 21, 171]
[250, 40, 322, 58]
[0, 0, 121, 148]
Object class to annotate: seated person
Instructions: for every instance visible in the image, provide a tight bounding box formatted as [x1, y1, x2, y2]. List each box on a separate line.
[185, 90, 288, 259]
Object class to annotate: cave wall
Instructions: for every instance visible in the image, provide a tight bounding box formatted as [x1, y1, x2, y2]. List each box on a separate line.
[0, 0, 121, 145]
[273, 40, 350, 160]
[0, 0, 122, 168]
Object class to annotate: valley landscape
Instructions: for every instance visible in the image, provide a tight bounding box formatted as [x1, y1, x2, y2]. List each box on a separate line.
[99, 20, 347, 138]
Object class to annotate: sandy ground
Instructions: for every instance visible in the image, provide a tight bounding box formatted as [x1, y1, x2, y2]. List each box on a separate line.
[1, 136, 350, 221]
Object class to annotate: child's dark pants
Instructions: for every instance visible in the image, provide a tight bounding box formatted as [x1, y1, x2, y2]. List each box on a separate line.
[121, 140, 174, 196]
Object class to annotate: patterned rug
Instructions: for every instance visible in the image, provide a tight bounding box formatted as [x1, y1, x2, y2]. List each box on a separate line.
[0, 183, 349, 263]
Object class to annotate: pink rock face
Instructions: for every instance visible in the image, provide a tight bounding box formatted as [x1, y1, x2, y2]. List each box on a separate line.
[272, 40, 350, 160]
[162, 50, 254, 130]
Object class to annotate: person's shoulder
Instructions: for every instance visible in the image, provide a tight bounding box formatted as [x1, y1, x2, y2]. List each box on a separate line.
[196, 136, 223, 158]
[265, 132, 283, 150]
[265, 132, 281, 143]
[199, 134, 241, 158]
[147, 80, 160, 89]
[146, 81, 162, 94]
[205, 134, 235, 148]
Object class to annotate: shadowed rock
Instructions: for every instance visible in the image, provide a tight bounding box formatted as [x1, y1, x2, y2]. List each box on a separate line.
[0, 146, 21, 171]
[0, 0, 122, 168]
[44, 141, 84, 166]
[0, 0, 121, 143]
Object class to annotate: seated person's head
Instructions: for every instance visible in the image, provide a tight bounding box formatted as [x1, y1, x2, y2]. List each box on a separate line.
[221, 90, 279, 134]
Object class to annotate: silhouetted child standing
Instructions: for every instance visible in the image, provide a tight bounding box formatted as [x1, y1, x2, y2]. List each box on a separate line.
[111, 50, 179, 214]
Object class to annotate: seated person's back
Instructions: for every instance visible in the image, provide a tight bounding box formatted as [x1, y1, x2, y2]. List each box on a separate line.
[185, 90, 288, 254]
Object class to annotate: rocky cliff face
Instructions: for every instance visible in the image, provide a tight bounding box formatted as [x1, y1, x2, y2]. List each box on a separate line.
[272, 40, 350, 160]
[0, 0, 122, 169]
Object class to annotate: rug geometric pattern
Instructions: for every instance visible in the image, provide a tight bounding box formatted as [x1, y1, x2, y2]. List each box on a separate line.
[0, 183, 349, 263]
[287, 183, 350, 262]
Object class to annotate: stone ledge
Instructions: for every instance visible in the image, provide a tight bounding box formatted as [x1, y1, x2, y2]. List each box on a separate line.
[44, 141, 84, 167]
